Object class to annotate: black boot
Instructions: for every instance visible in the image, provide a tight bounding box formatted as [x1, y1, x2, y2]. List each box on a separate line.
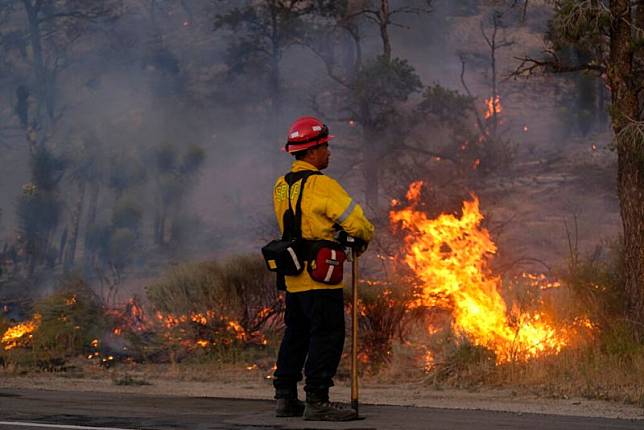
[275, 398, 305, 417]
[275, 388, 304, 417]
[303, 391, 357, 421]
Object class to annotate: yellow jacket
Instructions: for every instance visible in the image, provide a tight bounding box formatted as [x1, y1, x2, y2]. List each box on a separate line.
[273, 160, 375, 292]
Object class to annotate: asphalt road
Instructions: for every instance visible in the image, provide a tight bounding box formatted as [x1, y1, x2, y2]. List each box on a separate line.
[0, 388, 642, 430]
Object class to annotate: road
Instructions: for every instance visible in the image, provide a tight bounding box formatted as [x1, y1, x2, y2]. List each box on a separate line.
[0, 388, 642, 430]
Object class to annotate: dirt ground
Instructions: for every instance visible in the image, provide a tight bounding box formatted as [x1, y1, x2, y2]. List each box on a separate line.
[0, 369, 642, 421]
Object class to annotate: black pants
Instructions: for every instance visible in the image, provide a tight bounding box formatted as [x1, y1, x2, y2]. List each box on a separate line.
[273, 288, 345, 397]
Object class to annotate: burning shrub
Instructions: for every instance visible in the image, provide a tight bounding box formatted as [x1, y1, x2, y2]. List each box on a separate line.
[388, 181, 596, 369]
[143, 255, 282, 362]
[561, 240, 644, 357]
[353, 279, 419, 372]
[218, 255, 284, 334]
[1, 276, 107, 370]
[31, 277, 107, 364]
[563, 241, 626, 331]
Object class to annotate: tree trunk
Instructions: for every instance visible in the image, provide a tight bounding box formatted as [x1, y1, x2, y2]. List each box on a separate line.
[363, 121, 379, 210]
[64, 181, 86, 270]
[358, 89, 379, 209]
[83, 182, 100, 267]
[608, 0, 644, 337]
[154, 208, 163, 245]
[269, 6, 282, 120]
[379, 0, 392, 61]
[22, 0, 54, 122]
[618, 148, 644, 337]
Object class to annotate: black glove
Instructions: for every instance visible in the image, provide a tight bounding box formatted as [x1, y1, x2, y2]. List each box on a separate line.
[335, 230, 368, 256]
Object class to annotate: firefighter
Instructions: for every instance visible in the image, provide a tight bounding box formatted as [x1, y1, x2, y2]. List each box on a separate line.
[272, 116, 374, 421]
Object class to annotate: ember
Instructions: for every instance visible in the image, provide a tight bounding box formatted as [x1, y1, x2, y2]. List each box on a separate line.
[390, 181, 589, 364]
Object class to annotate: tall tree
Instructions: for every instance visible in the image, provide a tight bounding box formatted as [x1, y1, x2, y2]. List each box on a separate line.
[214, 0, 323, 124]
[309, 0, 430, 209]
[151, 143, 205, 247]
[516, 0, 644, 338]
[3, 0, 120, 132]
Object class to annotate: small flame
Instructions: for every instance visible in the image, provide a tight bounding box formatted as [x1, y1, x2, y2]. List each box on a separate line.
[520, 272, 561, 290]
[423, 351, 435, 372]
[265, 363, 277, 379]
[227, 321, 246, 340]
[484, 96, 502, 119]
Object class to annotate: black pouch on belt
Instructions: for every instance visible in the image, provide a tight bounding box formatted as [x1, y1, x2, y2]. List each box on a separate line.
[261, 238, 304, 276]
[261, 170, 322, 288]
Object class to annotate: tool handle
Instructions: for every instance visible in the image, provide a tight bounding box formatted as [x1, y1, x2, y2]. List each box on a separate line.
[351, 254, 359, 415]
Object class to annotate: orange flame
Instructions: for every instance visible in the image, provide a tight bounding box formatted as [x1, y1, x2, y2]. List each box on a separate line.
[390, 182, 575, 363]
[484, 96, 502, 119]
[227, 320, 246, 340]
[1, 314, 41, 350]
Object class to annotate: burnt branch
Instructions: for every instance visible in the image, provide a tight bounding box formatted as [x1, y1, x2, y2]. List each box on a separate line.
[460, 57, 489, 141]
[298, 40, 350, 87]
[399, 143, 457, 164]
[512, 52, 606, 77]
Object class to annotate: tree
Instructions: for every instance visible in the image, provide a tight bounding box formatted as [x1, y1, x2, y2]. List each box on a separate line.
[515, 0, 644, 338]
[62, 131, 106, 271]
[308, 0, 430, 209]
[213, 0, 325, 123]
[350, 56, 422, 208]
[1, 1, 120, 276]
[151, 143, 205, 247]
[16, 145, 65, 275]
[458, 7, 516, 175]
[0, 0, 120, 132]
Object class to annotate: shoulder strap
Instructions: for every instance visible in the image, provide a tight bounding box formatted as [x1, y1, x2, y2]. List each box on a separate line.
[282, 170, 322, 240]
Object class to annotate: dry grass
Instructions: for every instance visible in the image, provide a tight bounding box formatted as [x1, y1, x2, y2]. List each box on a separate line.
[502, 346, 644, 406]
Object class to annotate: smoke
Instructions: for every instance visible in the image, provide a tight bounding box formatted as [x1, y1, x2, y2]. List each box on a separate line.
[0, 0, 620, 297]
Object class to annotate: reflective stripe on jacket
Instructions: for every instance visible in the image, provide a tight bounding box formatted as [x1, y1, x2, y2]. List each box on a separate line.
[273, 160, 375, 293]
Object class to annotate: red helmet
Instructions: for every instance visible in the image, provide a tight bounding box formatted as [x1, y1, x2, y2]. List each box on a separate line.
[284, 116, 335, 153]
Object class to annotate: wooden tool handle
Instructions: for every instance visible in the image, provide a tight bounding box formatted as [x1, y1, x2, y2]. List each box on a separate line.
[351, 255, 359, 414]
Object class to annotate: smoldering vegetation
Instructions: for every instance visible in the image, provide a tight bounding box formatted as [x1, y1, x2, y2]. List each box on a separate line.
[0, 0, 640, 406]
